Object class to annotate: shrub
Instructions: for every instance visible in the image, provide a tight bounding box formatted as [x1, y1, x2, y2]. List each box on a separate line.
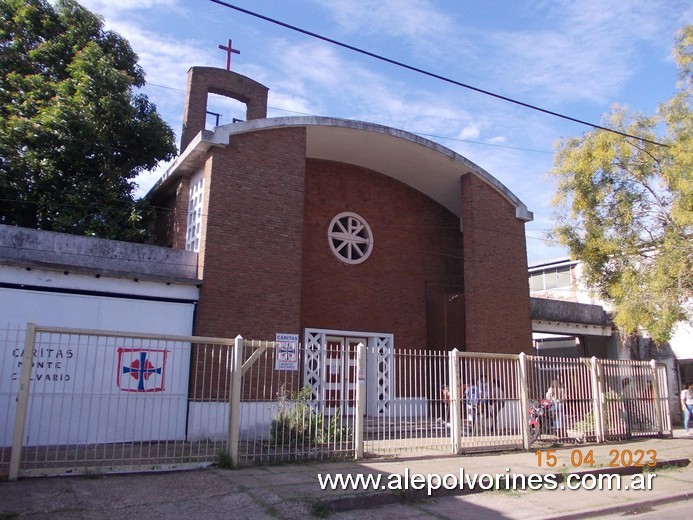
[270, 385, 351, 446]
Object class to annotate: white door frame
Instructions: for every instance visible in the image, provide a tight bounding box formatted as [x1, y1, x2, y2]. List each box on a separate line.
[303, 328, 394, 416]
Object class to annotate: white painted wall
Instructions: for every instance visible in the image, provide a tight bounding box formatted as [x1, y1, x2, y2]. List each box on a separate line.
[0, 270, 197, 447]
[188, 402, 278, 442]
[670, 320, 693, 361]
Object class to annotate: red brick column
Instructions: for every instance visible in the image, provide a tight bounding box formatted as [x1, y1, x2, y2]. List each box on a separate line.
[460, 174, 533, 354]
[193, 127, 306, 340]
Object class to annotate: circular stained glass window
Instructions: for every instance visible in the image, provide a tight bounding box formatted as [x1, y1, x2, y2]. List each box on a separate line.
[328, 212, 373, 264]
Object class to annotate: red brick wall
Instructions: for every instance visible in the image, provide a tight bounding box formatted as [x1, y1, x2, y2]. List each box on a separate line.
[460, 174, 533, 354]
[193, 128, 306, 340]
[301, 159, 464, 349]
[182, 129, 533, 397]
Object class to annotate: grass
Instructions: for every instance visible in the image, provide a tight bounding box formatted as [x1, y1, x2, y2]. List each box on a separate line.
[216, 450, 233, 469]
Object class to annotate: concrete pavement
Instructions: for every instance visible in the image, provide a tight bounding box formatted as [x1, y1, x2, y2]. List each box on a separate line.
[1, 430, 691, 519]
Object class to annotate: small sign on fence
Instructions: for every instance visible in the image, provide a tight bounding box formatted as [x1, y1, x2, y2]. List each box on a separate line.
[275, 333, 299, 371]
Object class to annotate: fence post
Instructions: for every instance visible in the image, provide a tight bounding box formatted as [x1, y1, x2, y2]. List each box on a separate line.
[9, 322, 37, 481]
[518, 352, 531, 450]
[354, 342, 366, 460]
[228, 335, 243, 468]
[650, 360, 663, 436]
[590, 357, 605, 443]
[449, 349, 461, 454]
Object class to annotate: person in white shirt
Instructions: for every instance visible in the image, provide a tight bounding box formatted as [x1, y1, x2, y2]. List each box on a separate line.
[465, 380, 482, 432]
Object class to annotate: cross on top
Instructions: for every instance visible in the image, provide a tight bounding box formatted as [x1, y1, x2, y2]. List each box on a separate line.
[218, 38, 240, 71]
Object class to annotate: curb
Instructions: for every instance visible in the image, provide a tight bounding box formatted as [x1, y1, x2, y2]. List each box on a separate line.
[547, 491, 693, 520]
[315, 458, 691, 514]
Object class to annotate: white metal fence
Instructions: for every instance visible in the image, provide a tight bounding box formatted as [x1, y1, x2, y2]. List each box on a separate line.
[0, 324, 672, 479]
[2, 323, 240, 479]
[523, 356, 670, 444]
[453, 353, 526, 452]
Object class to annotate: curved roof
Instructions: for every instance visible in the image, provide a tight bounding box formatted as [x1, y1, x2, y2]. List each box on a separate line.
[155, 116, 533, 222]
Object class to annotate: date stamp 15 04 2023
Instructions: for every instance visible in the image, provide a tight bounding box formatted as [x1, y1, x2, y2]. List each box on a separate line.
[535, 448, 657, 468]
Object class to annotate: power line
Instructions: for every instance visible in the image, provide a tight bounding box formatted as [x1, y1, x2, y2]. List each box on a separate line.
[416, 132, 551, 154]
[146, 82, 553, 154]
[208, 0, 668, 148]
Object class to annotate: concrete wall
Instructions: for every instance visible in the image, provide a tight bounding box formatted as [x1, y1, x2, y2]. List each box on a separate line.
[531, 297, 609, 325]
[0, 224, 198, 281]
[0, 224, 201, 447]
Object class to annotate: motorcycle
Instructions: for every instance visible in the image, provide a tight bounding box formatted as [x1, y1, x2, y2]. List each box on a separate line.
[528, 398, 554, 444]
[528, 399, 585, 445]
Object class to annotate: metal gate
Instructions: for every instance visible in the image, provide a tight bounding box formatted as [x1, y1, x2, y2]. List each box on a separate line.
[3, 323, 237, 479]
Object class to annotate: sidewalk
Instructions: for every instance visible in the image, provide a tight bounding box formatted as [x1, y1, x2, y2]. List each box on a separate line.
[1, 431, 691, 519]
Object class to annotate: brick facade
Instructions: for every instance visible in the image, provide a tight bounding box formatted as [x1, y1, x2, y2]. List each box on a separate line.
[193, 128, 307, 340]
[460, 173, 533, 353]
[156, 131, 533, 354]
[301, 159, 464, 348]
[154, 66, 534, 398]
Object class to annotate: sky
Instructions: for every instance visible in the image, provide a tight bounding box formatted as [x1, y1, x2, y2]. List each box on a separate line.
[78, 0, 692, 263]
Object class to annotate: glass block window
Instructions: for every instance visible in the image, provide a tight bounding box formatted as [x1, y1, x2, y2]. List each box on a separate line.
[185, 174, 205, 252]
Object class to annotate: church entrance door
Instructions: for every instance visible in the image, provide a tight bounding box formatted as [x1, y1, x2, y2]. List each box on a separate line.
[324, 336, 365, 416]
[304, 329, 394, 417]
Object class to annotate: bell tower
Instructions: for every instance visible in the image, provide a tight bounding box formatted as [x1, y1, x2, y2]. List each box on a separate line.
[180, 66, 269, 151]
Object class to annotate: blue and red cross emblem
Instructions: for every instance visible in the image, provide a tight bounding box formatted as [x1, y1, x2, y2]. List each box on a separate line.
[116, 348, 167, 392]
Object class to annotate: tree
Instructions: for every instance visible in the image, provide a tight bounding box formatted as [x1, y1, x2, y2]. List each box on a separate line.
[549, 25, 692, 344]
[0, 0, 176, 241]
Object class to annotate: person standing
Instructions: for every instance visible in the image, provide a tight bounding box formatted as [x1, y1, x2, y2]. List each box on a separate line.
[465, 380, 481, 433]
[489, 379, 505, 434]
[621, 377, 636, 438]
[681, 382, 693, 436]
[440, 384, 451, 426]
[545, 379, 565, 437]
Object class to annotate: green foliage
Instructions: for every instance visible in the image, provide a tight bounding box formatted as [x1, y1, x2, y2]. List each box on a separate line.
[549, 25, 693, 344]
[270, 385, 351, 446]
[0, 0, 176, 241]
[573, 389, 621, 432]
[216, 450, 233, 469]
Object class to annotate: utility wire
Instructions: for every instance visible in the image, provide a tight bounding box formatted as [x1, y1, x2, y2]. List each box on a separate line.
[209, 0, 668, 148]
[146, 81, 552, 154]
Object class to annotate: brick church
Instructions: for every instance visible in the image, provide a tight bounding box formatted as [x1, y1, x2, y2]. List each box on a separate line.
[149, 65, 534, 359]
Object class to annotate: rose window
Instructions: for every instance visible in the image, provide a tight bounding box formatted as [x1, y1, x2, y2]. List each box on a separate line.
[328, 212, 373, 264]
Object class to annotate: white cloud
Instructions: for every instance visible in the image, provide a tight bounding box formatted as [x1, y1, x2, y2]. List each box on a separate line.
[486, 136, 507, 145]
[133, 160, 173, 198]
[79, 0, 184, 17]
[79, 13, 217, 146]
[71, 0, 688, 263]
[482, 0, 691, 105]
[314, 0, 453, 40]
[457, 124, 480, 140]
